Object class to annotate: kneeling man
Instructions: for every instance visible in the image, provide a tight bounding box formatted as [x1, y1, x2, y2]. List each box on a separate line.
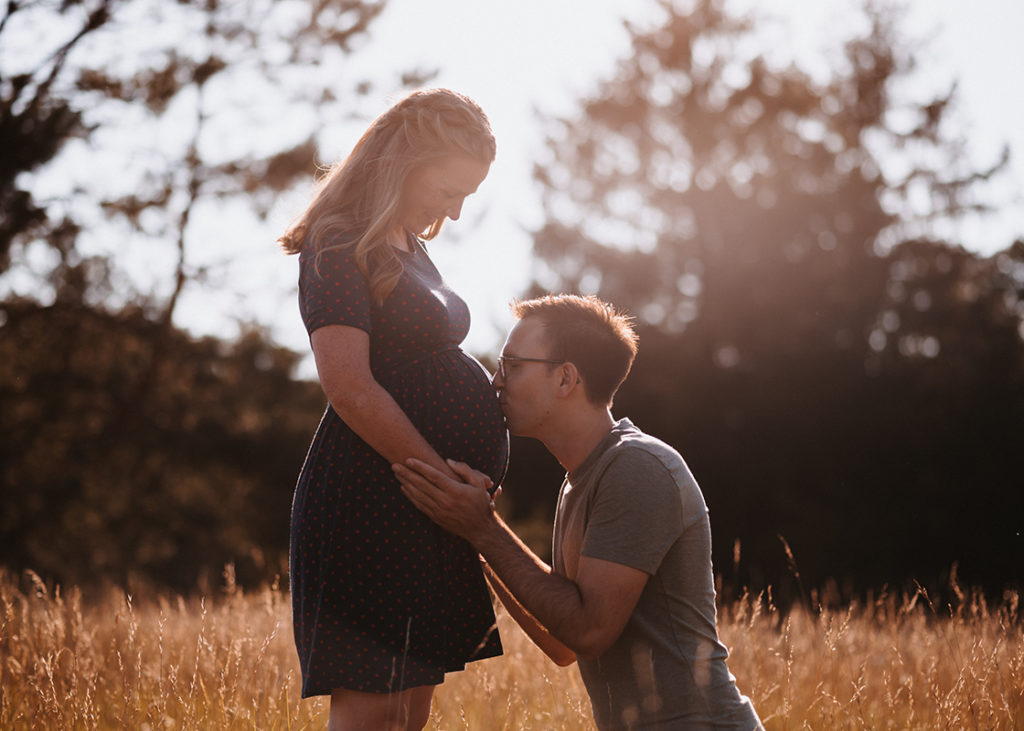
[394, 294, 762, 730]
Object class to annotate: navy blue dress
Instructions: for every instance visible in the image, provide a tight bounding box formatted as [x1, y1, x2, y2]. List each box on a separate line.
[290, 238, 508, 697]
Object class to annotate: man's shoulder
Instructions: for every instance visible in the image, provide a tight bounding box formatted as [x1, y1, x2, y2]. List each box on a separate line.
[599, 421, 706, 507]
[604, 422, 686, 473]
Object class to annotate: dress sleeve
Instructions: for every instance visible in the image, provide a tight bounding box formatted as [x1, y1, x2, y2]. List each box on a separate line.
[298, 245, 372, 336]
[580, 449, 688, 575]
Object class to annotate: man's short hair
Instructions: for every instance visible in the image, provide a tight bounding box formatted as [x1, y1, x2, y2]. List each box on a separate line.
[511, 294, 638, 407]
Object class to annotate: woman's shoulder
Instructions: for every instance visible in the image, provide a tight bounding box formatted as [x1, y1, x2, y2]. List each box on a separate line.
[300, 234, 369, 289]
[301, 232, 363, 270]
[302, 230, 358, 256]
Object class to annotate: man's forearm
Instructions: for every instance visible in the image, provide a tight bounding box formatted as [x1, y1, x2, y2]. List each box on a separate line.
[473, 514, 591, 654]
[391, 456, 603, 654]
[483, 561, 576, 666]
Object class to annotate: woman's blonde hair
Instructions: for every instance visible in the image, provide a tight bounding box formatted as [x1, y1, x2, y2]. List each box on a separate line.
[278, 88, 495, 304]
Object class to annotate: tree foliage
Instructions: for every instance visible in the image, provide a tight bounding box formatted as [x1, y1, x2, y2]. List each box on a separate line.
[1, 0, 110, 274]
[519, 0, 1024, 600]
[1, 0, 424, 320]
[0, 0, 418, 589]
[0, 298, 325, 591]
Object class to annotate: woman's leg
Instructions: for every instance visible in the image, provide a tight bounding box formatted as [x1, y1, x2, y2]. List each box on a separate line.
[405, 685, 436, 730]
[327, 684, 437, 731]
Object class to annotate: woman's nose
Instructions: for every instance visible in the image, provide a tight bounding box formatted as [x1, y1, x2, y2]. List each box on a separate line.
[445, 199, 464, 221]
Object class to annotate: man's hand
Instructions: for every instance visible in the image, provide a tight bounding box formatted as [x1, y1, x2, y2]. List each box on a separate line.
[398, 458, 647, 660]
[393, 458, 497, 544]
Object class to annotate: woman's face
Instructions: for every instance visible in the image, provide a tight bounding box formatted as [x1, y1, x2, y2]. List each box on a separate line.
[397, 155, 491, 235]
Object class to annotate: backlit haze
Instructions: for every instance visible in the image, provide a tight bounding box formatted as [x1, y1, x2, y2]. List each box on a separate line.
[21, 0, 1024, 377]
[261, 0, 1023, 377]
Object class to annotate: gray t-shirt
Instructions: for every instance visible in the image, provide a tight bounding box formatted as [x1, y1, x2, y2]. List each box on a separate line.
[552, 419, 761, 731]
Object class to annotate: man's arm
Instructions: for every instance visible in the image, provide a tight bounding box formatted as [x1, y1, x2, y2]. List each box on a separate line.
[393, 458, 649, 659]
[481, 559, 577, 666]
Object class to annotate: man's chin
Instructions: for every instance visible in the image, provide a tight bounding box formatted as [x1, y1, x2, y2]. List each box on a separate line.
[504, 421, 528, 438]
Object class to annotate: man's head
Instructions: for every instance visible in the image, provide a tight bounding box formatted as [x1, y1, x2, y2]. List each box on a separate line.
[493, 294, 637, 436]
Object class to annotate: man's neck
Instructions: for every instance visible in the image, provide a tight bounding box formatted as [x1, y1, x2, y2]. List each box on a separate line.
[542, 408, 616, 474]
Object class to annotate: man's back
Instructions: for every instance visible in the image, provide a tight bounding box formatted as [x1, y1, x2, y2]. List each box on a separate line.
[553, 418, 761, 730]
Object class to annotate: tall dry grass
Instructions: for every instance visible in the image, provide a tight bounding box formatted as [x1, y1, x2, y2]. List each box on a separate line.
[1, 567, 1021, 729]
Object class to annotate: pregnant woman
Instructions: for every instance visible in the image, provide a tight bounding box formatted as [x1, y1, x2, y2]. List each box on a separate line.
[278, 88, 508, 730]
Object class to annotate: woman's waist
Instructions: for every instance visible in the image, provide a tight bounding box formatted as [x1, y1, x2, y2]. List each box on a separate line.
[374, 347, 505, 430]
[375, 343, 459, 370]
[372, 344, 491, 380]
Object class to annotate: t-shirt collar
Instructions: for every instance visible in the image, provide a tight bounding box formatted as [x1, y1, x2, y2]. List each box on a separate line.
[567, 417, 635, 484]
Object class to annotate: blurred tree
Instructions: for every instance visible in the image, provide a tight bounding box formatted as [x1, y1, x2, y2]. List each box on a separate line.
[0, 0, 426, 589]
[1, 0, 112, 274]
[0, 298, 325, 591]
[520, 0, 1023, 600]
[1, 0, 425, 319]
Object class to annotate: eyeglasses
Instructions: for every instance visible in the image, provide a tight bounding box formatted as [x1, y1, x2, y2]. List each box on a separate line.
[496, 354, 566, 380]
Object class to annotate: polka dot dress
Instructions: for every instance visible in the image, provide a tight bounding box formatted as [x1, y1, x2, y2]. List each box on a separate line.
[290, 237, 508, 698]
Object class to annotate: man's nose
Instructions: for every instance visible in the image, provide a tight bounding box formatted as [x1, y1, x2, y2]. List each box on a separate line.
[491, 368, 504, 390]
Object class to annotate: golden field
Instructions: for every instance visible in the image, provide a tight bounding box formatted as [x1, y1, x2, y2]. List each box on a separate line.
[1, 567, 1021, 729]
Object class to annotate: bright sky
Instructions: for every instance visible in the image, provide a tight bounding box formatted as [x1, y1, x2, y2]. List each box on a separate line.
[252, 0, 1024, 371]
[14, 0, 1024, 372]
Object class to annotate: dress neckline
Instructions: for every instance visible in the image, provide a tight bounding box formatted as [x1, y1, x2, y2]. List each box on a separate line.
[394, 233, 424, 257]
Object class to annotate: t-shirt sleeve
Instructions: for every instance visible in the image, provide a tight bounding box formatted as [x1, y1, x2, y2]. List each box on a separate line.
[580, 448, 688, 575]
[298, 246, 372, 336]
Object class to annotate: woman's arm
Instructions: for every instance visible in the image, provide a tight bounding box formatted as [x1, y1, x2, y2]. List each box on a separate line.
[482, 559, 577, 667]
[311, 324, 456, 478]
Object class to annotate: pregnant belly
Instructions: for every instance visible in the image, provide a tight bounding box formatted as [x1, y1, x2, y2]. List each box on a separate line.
[385, 350, 509, 485]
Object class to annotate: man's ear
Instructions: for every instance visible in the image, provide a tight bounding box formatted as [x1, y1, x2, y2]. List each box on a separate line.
[557, 362, 582, 394]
